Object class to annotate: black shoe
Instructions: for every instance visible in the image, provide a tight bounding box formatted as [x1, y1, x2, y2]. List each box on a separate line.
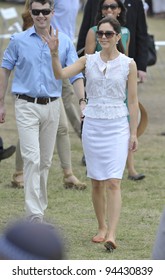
[81, 154, 86, 166]
[128, 174, 145, 181]
[160, 132, 165, 136]
[104, 241, 117, 252]
[0, 146, 16, 161]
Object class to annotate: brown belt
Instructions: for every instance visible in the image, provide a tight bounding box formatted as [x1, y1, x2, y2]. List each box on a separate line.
[16, 94, 59, 105]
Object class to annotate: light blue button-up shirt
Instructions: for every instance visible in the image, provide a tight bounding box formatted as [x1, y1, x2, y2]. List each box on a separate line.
[1, 26, 83, 98]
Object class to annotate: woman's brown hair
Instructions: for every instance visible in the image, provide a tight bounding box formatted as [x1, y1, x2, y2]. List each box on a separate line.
[97, 16, 125, 54]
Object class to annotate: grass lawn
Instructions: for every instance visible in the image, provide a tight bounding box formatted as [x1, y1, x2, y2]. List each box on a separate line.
[0, 4, 165, 260]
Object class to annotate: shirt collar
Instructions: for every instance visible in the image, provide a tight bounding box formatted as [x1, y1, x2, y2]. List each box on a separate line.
[28, 25, 53, 36]
[28, 26, 37, 36]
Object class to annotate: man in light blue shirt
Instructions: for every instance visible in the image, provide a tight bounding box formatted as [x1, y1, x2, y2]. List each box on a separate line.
[0, 0, 84, 223]
[1, 26, 82, 98]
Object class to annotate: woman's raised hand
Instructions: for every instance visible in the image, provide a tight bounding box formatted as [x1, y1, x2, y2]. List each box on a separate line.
[42, 28, 59, 54]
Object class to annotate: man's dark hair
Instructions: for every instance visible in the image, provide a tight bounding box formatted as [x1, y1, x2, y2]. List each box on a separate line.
[29, 0, 54, 10]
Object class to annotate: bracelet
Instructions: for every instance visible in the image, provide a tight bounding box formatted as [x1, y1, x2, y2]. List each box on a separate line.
[51, 51, 58, 57]
[79, 98, 88, 105]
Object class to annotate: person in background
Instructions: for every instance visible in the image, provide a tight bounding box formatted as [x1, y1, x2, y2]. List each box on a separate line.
[51, 0, 80, 43]
[45, 16, 139, 251]
[77, 0, 148, 180]
[0, 0, 85, 223]
[77, 0, 100, 166]
[52, 0, 82, 139]
[124, 0, 148, 83]
[12, 0, 86, 190]
[0, 219, 65, 259]
[76, 0, 99, 54]
[77, 0, 148, 81]
[0, 137, 16, 161]
[52, 0, 84, 169]
[85, 0, 130, 54]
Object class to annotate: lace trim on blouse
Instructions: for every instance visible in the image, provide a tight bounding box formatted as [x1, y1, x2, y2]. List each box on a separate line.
[84, 52, 133, 119]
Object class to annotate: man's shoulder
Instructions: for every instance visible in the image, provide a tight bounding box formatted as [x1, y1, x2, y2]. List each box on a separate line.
[11, 27, 33, 40]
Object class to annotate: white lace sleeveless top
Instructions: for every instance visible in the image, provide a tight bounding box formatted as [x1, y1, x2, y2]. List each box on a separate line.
[83, 52, 133, 119]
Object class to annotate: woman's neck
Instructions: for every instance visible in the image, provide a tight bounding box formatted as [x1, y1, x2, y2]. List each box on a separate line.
[100, 47, 120, 62]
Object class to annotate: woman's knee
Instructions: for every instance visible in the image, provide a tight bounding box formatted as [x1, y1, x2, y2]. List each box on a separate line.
[91, 179, 105, 189]
[107, 179, 121, 190]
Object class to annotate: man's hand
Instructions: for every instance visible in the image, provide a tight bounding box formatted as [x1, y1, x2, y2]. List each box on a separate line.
[137, 70, 147, 83]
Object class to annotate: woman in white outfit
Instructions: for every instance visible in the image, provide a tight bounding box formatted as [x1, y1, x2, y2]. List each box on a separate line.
[44, 16, 139, 252]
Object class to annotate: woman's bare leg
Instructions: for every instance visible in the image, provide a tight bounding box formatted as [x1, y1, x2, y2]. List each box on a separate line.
[91, 179, 107, 242]
[105, 178, 122, 246]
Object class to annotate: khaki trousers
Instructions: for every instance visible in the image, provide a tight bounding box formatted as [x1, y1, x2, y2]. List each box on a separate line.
[62, 79, 81, 138]
[15, 98, 72, 172]
[15, 98, 60, 220]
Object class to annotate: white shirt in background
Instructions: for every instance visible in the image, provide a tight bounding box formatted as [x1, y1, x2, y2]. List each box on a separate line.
[51, 0, 80, 41]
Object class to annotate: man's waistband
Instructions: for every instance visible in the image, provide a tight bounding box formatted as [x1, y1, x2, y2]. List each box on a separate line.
[16, 94, 59, 105]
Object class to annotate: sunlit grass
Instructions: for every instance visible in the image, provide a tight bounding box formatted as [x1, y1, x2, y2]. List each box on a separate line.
[0, 4, 165, 259]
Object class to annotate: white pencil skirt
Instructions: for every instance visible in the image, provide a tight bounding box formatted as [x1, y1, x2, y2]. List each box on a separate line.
[82, 116, 130, 180]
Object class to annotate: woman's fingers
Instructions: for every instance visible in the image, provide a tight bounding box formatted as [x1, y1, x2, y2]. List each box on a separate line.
[41, 28, 59, 51]
[55, 29, 58, 39]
